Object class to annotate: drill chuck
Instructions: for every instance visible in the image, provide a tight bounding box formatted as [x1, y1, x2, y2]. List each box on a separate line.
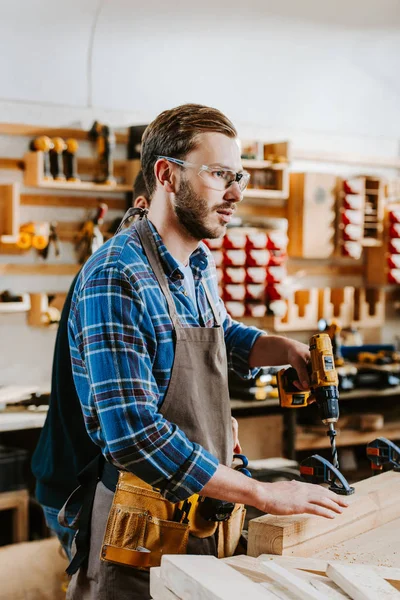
[314, 385, 340, 424]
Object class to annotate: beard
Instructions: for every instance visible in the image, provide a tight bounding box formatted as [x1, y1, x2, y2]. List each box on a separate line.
[173, 177, 226, 240]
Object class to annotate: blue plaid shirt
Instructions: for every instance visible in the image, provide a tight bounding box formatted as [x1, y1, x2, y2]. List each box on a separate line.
[69, 221, 263, 502]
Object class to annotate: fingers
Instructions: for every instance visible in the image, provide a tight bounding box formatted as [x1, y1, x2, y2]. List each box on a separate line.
[304, 504, 338, 519]
[310, 496, 345, 515]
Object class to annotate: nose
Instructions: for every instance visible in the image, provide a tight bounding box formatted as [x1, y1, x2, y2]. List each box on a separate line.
[223, 181, 242, 204]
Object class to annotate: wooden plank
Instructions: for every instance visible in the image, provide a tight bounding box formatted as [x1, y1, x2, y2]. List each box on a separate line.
[291, 148, 400, 170]
[160, 555, 275, 599]
[0, 122, 128, 144]
[224, 556, 348, 599]
[326, 563, 400, 600]
[248, 471, 400, 558]
[295, 423, 400, 451]
[0, 157, 24, 170]
[313, 518, 400, 578]
[258, 561, 328, 600]
[0, 264, 79, 276]
[258, 554, 400, 586]
[150, 567, 180, 600]
[21, 194, 126, 210]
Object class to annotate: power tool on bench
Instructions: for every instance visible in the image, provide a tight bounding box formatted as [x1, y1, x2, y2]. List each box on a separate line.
[277, 333, 355, 495]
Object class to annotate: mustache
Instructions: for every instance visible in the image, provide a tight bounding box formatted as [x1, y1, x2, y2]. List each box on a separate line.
[215, 203, 236, 212]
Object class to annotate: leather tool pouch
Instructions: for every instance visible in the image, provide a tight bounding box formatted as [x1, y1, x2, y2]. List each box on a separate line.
[101, 472, 189, 570]
[101, 471, 245, 569]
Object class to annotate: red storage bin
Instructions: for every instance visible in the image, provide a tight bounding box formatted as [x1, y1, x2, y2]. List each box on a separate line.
[245, 267, 266, 284]
[245, 303, 267, 317]
[246, 231, 268, 250]
[223, 267, 246, 284]
[266, 266, 286, 284]
[225, 301, 245, 318]
[246, 249, 270, 267]
[342, 241, 362, 259]
[223, 284, 246, 302]
[223, 231, 247, 249]
[223, 249, 246, 266]
[246, 284, 265, 302]
[266, 231, 288, 251]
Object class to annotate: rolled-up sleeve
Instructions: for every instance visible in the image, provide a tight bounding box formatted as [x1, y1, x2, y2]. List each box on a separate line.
[69, 267, 218, 502]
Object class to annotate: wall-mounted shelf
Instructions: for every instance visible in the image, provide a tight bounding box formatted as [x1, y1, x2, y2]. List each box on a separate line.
[241, 141, 290, 201]
[0, 264, 79, 276]
[24, 152, 140, 193]
[242, 160, 286, 170]
[0, 183, 20, 244]
[0, 294, 30, 313]
[28, 292, 66, 327]
[0, 122, 128, 144]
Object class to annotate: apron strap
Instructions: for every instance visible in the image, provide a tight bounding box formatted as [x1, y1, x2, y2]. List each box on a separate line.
[201, 278, 221, 327]
[66, 454, 105, 576]
[136, 217, 182, 329]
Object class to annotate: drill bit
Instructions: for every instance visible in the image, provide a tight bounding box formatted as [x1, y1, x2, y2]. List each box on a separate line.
[328, 422, 339, 470]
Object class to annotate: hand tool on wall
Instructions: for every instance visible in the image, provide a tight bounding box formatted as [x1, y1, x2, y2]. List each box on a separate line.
[277, 333, 340, 470]
[64, 138, 80, 181]
[88, 121, 116, 184]
[30, 136, 54, 180]
[49, 137, 67, 180]
[16, 222, 50, 251]
[75, 203, 108, 264]
[366, 437, 400, 472]
[38, 222, 60, 259]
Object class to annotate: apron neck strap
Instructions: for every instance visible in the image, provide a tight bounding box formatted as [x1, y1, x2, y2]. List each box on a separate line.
[135, 217, 181, 328]
[202, 279, 221, 327]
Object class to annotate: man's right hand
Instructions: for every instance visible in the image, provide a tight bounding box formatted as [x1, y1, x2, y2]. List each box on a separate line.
[256, 479, 348, 519]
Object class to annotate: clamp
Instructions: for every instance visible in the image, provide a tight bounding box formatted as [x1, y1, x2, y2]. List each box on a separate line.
[366, 437, 400, 472]
[233, 453, 252, 478]
[300, 454, 355, 495]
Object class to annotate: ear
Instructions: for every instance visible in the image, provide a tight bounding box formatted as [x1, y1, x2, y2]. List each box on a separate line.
[154, 158, 176, 193]
[133, 196, 149, 209]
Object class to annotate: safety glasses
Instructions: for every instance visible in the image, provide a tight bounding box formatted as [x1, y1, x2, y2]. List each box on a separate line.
[156, 155, 250, 193]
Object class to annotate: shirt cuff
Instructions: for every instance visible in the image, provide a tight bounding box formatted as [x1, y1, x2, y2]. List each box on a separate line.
[160, 444, 219, 503]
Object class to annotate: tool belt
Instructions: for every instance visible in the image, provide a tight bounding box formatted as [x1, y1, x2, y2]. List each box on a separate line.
[100, 463, 246, 570]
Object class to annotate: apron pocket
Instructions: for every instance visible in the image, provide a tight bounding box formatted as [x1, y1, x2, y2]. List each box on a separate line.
[143, 515, 189, 566]
[101, 503, 189, 569]
[103, 503, 147, 550]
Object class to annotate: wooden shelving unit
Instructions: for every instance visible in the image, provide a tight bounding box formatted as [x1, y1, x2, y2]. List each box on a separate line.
[241, 141, 290, 201]
[0, 294, 30, 313]
[0, 183, 20, 244]
[296, 422, 400, 451]
[24, 152, 140, 193]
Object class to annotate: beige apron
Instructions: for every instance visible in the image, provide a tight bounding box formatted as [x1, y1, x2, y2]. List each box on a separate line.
[67, 216, 234, 600]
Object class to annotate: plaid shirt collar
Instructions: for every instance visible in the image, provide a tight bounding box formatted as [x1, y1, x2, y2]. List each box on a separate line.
[147, 220, 209, 282]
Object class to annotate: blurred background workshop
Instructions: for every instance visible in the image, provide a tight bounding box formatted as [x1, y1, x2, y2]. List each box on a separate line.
[1, 1, 400, 599]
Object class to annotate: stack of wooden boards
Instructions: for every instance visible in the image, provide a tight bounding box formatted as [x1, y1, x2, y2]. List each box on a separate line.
[150, 471, 400, 599]
[150, 554, 400, 599]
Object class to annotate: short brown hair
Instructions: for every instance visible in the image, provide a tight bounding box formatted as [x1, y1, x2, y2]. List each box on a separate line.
[141, 103, 237, 197]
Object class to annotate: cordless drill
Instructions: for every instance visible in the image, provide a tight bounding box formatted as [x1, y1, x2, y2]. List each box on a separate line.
[277, 333, 340, 469]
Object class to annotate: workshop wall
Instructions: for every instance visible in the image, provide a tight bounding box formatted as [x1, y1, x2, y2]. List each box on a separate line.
[1, 0, 400, 389]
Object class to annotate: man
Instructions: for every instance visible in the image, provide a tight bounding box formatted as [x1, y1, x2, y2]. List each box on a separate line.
[31, 172, 150, 559]
[66, 104, 348, 599]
